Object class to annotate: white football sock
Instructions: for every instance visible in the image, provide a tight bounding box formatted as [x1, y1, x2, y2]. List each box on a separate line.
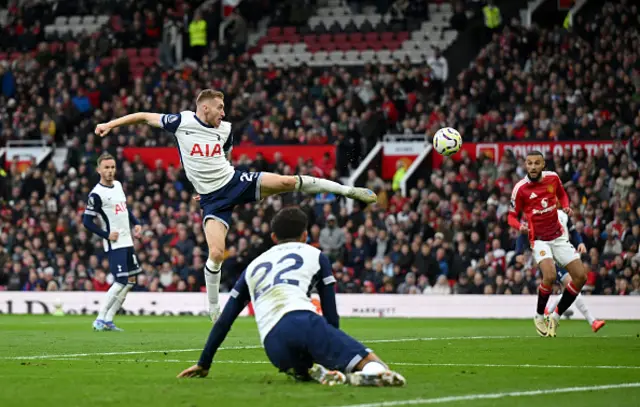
[205, 258, 221, 309]
[105, 283, 133, 322]
[547, 295, 560, 313]
[361, 361, 387, 375]
[295, 175, 350, 195]
[97, 282, 124, 321]
[573, 294, 595, 325]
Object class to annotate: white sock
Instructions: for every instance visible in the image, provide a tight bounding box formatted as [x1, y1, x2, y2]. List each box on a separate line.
[205, 258, 221, 309]
[105, 283, 133, 322]
[295, 175, 350, 195]
[97, 283, 124, 321]
[573, 294, 595, 325]
[547, 296, 560, 313]
[361, 361, 387, 375]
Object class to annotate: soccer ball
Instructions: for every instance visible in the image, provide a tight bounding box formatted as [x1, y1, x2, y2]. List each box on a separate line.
[433, 127, 462, 156]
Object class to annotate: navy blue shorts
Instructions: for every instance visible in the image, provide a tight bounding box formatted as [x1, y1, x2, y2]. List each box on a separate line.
[263, 310, 371, 376]
[108, 247, 141, 285]
[557, 267, 569, 282]
[200, 171, 263, 229]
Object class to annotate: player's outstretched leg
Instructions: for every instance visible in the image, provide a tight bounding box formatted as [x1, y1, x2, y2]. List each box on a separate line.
[203, 219, 226, 322]
[549, 259, 587, 337]
[259, 173, 377, 204]
[94, 282, 125, 331]
[556, 275, 605, 332]
[103, 281, 134, 331]
[534, 258, 557, 337]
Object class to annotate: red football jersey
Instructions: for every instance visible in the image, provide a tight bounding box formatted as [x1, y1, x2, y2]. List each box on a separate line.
[508, 171, 570, 243]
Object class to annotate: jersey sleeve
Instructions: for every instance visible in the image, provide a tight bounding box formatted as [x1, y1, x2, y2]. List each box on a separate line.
[507, 186, 523, 230]
[554, 173, 570, 208]
[197, 270, 250, 370]
[160, 113, 182, 134]
[84, 193, 102, 217]
[223, 132, 234, 155]
[83, 193, 109, 239]
[566, 217, 583, 246]
[316, 253, 339, 328]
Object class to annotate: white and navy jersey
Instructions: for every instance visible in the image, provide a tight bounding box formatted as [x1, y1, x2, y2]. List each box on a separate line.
[84, 181, 133, 251]
[160, 111, 235, 195]
[238, 243, 336, 344]
[558, 210, 570, 240]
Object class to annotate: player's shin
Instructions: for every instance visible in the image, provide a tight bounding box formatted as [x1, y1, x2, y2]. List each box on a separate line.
[555, 281, 580, 317]
[573, 294, 595, 325]
[105, 282, 134, 322]
[205, 258, 222, 320]
[97, 282, 124, 322]
[295, 175, 350, 195]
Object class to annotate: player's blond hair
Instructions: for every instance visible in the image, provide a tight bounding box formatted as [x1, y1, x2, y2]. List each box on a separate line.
[196, 89, 224, 105]
[97, 152, 115, 166]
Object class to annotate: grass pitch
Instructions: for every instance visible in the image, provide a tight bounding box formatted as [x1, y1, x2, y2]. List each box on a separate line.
[1, 316, 639, 407]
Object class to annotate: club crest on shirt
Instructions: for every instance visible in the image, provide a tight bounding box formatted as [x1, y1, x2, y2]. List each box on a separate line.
[547, 185, 554, 194]
[540, 250, 546, 256]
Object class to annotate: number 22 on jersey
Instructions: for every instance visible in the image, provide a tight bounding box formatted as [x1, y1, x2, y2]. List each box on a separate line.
[250, 253, 303, 300]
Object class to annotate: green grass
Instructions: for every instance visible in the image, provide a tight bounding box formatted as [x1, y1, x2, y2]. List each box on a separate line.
[1, 316, 640, 407]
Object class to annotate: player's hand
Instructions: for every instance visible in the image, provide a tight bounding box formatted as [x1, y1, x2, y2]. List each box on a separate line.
[563, 207, 573, 216]
[577, 243, 587, 254]
[108, 231, 119, 241]
[177, 364, 209, 378]
[95, 123, 112, 137]
[193, 194, 201, 201]
[133, 225, 142, 239]
[519, 225, 529, 235]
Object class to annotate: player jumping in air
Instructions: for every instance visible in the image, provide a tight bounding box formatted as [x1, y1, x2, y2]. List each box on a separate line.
[94, 89, 376, 322]
[515, 208, 606, 333]
[83, 153, 142, 331]
[177, 207, 406, 387]
[508, 151, 587, 337]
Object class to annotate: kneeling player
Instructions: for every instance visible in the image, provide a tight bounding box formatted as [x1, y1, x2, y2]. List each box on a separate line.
[177, 207, 406, 387]
[515, 209, 605, 333]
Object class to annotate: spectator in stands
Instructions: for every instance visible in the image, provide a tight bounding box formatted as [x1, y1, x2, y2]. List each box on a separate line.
[319, 214, 345, 261]
[188, 12, 207, 62]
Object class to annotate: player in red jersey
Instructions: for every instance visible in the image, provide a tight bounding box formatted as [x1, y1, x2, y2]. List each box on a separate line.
[508, 151, 587, 337]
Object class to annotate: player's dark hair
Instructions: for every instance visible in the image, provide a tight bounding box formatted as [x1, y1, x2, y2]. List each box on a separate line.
[271, 206, 308, 242]
[526, 150, 545, 159]
[97, 152, 115, 166]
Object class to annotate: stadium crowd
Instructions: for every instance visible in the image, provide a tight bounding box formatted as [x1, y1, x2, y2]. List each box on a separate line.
[0, 1, 639, 296]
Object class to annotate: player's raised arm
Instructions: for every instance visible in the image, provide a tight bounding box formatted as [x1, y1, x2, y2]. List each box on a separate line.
[95, 112, 164, 137]
[178, 271, 250, 378]
[566, 217, 586, 253]
[316, 253, 339, 328]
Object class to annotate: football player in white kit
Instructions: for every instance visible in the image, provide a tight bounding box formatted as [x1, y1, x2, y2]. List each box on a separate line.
[177, 207, 406, 387]
[94, 89, 377, 322]
[83, 153, 142, 331]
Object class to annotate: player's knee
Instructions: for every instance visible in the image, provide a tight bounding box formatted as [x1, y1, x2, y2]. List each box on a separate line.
[279, 175, 297, 191]
[208, 246, 224, 265]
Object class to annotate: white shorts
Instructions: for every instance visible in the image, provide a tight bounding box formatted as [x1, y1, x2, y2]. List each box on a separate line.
[532, 236, 580, 268]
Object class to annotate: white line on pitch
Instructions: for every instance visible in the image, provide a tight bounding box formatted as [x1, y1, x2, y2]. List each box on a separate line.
[392, 362, 640, 370]
[331, 382, 640, 407]
[36, 359, 640, 371]
[2, 334, 618, 361]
